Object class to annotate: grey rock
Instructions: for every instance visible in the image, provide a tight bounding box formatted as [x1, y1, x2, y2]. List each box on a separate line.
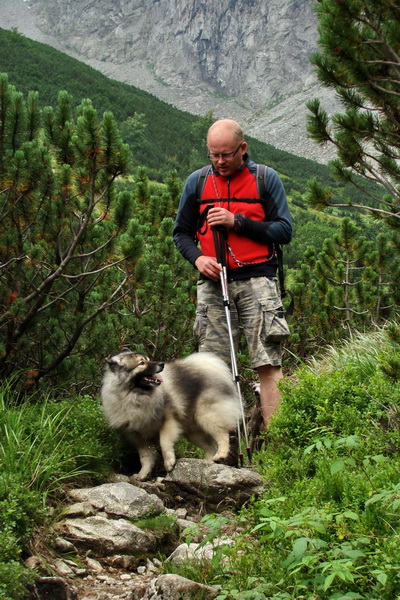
[176, 517, 199, 535]
[24, 556, 45, 571]
[107, 554, 139, 570]
[69, 482, 164, 518]
[53, 559, 75, 577]
[85, 557, 104, 573]
[65, 502, 97, 518]
[168, 539, 234, 565]
[165, 458, 263, 507]
[174, 508, 187, 519]
[145, 558, 159, 573]
[53, 536, 77, 553]
[60, 515, 157, 556]
[142, 573, 219, 600]
[0, 0, 340, 163]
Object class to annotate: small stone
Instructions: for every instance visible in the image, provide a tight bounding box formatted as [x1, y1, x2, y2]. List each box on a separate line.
[65, 502, 97, 518]
[96, 575, 113, 584]
[152, 558, 163, 568]
[24, 556, 44, 571]
[108, 555, 138, 570]
[53, 559, 74, 577]
[86, 557, 104, 572]
[53, 536, 77, 552]
[145, 558, 159, 573]
[74, 568, 88, 577]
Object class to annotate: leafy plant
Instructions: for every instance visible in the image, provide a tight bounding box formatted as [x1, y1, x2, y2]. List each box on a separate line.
[211, 326, 400, 599]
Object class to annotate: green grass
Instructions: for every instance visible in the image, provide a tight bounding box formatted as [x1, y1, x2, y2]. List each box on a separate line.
[0, 386, 123, 599]
[0, 324, 399, 599]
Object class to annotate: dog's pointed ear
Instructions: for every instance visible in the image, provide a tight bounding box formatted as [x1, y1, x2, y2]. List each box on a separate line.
[105, 355, 120, 373]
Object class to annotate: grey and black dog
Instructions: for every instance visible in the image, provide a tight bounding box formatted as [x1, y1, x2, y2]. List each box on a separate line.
[100, 351, 241, 480]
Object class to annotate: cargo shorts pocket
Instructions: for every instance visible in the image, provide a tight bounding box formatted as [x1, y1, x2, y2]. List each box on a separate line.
[193, 304, 208, 344]
[261, 300, 291, 343]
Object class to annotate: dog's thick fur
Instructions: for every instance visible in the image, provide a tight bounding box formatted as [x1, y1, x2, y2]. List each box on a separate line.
[100, 351, 241, 480]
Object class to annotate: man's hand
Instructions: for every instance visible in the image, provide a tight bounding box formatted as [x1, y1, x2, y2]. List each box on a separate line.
[207, 207, 234, 229]
[195, 208, 233, 280]
[194, 255, 222, 281]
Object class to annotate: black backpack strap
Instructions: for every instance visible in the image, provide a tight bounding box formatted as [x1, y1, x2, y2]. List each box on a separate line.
[257, 163, 294, 316]
[196, 165, 212, 200]
[196, 165, 213, 235]
[256, 163, 267, 199]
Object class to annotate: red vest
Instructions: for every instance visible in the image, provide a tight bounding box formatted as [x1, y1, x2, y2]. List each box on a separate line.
[198, 166, 272, 270]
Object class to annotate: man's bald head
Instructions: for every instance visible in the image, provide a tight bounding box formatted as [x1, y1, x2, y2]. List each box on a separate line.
[206, 119, 247, 176]
[207, 119, 244, 146]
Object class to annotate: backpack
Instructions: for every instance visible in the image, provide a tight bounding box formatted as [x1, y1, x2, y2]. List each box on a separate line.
[196, 163, 294, 316]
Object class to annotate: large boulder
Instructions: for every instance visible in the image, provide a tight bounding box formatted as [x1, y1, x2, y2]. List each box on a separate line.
[164, 458, 263, 508]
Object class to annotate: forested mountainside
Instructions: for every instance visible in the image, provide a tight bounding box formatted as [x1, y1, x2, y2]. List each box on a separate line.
[0, 0, 340, 163]
[0, 27, 340, 189]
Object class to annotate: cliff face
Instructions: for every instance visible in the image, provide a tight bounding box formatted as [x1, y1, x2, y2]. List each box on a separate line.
[1, 0, 339, 162]
[28, 0, 317, 107]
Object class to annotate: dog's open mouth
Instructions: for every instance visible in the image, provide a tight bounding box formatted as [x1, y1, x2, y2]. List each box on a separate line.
[142, 375, 163, 386]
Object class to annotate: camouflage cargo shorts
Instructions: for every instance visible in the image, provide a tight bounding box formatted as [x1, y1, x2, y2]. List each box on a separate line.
[194, 277, 290, 369]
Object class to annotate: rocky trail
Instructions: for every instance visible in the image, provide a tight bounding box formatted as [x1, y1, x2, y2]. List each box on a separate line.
[26, 458, 263, 600]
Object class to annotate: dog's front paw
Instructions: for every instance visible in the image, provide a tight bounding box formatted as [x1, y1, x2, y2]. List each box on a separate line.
[133, 469, 151, 481]
[213, 454, 226, 463]
[163, 455, 176, 472]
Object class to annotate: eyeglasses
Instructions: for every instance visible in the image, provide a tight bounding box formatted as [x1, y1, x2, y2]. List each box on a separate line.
[207, 142, 243, 161]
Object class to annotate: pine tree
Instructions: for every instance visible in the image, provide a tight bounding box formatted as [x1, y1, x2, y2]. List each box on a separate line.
[290, 218, 398, 358]
[289, 247, 338, 359]
[362, 232, 398, 323]
[117, 168, 198, 360]
[306, 0, 400, 229]
[0, 76, 143, 388]
[316, 218, 369, 327]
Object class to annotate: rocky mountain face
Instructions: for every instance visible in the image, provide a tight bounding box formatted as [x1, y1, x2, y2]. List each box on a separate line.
[0, 0, 340, 163]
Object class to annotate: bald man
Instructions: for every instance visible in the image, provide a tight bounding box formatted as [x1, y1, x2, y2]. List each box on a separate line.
[173, 119, 292, 462]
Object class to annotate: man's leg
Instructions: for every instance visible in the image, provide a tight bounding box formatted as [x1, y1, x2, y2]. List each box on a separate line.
[256, 364, 283, 429]
[233, 277, 288, 436]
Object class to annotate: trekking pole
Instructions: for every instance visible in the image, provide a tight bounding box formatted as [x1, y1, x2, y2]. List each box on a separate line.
[211, 225, 252, 465]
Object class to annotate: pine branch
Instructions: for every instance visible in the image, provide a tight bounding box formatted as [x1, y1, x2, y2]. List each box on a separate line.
[36, 274, 130, 380]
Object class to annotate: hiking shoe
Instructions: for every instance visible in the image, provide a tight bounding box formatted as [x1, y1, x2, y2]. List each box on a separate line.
[250, 431, 269, 453]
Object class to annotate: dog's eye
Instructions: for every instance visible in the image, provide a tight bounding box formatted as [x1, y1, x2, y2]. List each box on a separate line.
[139, 360, 145, 366]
